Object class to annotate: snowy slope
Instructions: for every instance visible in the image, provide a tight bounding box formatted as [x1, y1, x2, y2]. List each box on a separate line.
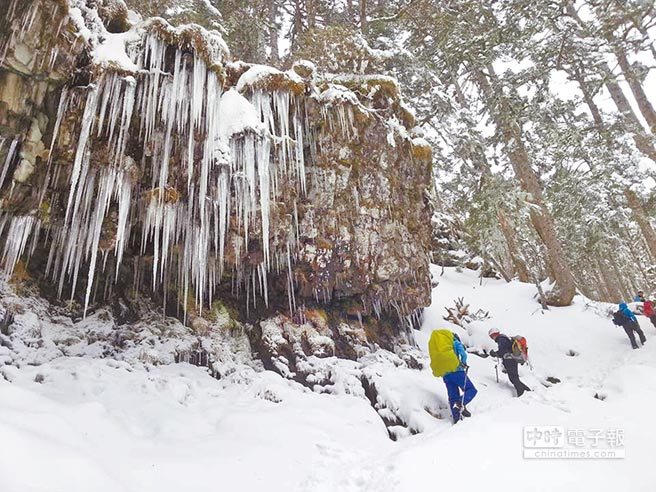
[2, 266, 655, 491]
[388, 267, 656, 492]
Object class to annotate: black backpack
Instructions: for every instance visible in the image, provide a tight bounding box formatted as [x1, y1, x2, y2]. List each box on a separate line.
[612, 310, 627, 327]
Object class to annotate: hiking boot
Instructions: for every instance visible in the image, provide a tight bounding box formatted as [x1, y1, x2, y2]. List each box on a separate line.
[453, 401, 471, 418]
[517, 386, 531, 397]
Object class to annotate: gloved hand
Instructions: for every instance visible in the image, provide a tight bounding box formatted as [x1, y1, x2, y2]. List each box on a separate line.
[460, 363, 469, 370]
[489, 350, 498, 358]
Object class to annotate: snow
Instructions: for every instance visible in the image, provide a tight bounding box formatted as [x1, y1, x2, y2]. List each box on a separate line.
[2, 266, 655, 490]
[236, 65, 285, 93]
[67, 7, 93, 42]
[0, 360, 388, 492]
[294, 59, 316, 72]
[91, 31, 140, 72]
[199, 0, 222, 18]
[316, 84, 361, 107]
[316, 85, 361, 140]
[3, 3, 656, 482]
[217, 89, 263, 139]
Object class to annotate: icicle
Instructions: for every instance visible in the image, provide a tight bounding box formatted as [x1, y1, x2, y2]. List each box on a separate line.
[1, 216, 37, 279]
[113, 171, 132, 278]
[0, 26, 328, 318]
[258, 134, 271, 269]
[286, 240, 296, 314]
[0, 138, 20, 189]
[321, 103, 356, 140]
[40, 88, 69, 205]
[217, 168, 230, 275]
[27, 220, 41, 259]
[65, 86, 99, 226]
[294, 106, 307, 194]
[188, 58, 208, 187]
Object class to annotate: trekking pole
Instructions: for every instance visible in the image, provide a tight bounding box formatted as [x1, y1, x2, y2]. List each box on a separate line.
[460, 366, 469, 413]
[494, 357, 499, 383]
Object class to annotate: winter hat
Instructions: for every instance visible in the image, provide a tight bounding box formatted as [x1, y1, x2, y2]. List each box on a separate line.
[488, 327, 500, 337]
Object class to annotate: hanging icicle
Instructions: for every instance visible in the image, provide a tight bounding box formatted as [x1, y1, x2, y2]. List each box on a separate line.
[0, 9, 425, 322]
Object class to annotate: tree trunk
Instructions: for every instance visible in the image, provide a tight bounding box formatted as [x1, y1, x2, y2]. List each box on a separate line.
[624, 188, 656, 259]
[611, 0, 656, 60]
[604, 75, 656, 161]
[565, 2, 656, 161]
[574, 67, 656, 264]
[486, 251, 512, 283]
[448, 64, 467, 107]
[573, 264, 596, 300]
[360, 0, 368, 33]
[610, 256, 631, 301]
[613, 48, 656, 134]
[307, 0, 316, 29]
[591, 260, 611, 301]
[497, 209, 530, 282]
[597, 1, 656, 129]
[448, 73, 530, 285]
[268, 0, 279, 65]
[474, 66, 576, 306]
[571, 65, 606, 130]
[292, 0, 304, 51]
[639, 232, 655, 265]
[596, 257, 622, 302]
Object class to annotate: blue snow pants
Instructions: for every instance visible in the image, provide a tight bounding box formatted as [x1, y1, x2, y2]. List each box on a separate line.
[443, 370, 477, 421]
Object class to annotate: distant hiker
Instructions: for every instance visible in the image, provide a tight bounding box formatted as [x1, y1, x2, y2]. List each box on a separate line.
[612, 302, 646, 349]
[428, 330, 477, 423]
[634, 291, 646, 303]
[644, 298, 656, 329]
[488, 328, 531, 397]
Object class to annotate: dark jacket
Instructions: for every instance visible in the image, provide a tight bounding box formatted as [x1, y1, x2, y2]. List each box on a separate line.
[490, 334, 513, 359]
[613, 310, 638, 329]
[619, 303, 637, 322]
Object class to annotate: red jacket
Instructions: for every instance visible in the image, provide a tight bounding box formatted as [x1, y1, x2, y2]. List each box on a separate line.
[644, 300, 654, 317]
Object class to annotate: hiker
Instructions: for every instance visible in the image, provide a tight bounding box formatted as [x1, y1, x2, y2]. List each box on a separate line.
[428, 330, 477, 423]
[612, 302, 646, 349]
[488, 328, 531, 397]
[644, 298, 656, 329]
[634, 290, 646, 303]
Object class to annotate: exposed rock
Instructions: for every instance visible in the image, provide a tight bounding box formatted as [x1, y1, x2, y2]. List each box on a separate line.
[0, 0, 433, 363]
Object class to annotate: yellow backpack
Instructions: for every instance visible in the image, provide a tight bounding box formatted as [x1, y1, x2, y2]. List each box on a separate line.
[428, 329, 460, 377]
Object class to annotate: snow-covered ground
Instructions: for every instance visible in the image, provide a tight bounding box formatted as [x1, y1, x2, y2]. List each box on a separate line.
[2, 266, 655, 491]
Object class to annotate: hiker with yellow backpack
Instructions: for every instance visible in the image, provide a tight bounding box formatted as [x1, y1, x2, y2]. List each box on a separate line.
[488, 328, 531, 397]
[428, 330, 477, 423]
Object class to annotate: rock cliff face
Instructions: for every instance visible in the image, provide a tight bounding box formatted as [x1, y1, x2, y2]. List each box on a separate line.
[0, 0, 433, 368]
